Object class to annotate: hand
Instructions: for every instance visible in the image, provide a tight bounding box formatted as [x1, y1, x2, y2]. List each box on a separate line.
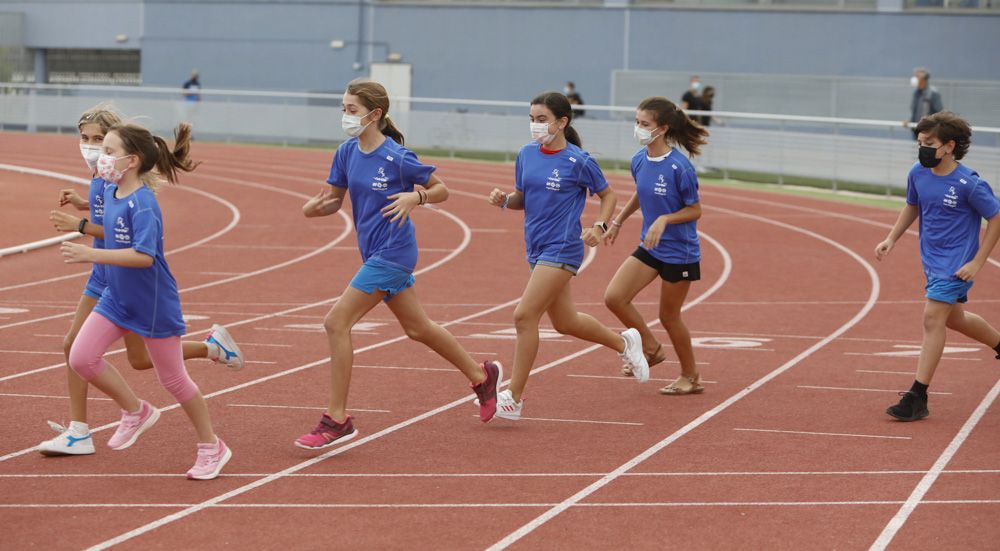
[59, 189, 88, 209]
[580, 226, 604, 248]
[303, 187, 342, 217]
[955, 260, 983, 282]
[874, 239, 894, 261]
[488, 188, 507, 207]
[603, 223, 621, 246]
[381, 191, 420, 227]
[60, 242, 93, 264]
[643, 216, 668, 249]
[50, 210, 82, 233]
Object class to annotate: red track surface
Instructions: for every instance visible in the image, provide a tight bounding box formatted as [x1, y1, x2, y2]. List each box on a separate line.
[1, 132, 998, 550]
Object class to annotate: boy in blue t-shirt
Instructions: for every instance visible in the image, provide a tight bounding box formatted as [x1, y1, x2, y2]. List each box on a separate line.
[875, 112, 1000, 421]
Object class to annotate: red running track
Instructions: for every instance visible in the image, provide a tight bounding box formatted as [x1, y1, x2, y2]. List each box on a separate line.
[1, 132, 999, 550]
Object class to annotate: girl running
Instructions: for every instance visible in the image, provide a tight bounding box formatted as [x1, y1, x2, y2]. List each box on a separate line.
[603, 97, 710, 395]
[875, 111, 1000, 421]
[39, 106, 243, 457]
[295, 79, 502, 450]
[486, 91, 648, 420]
[59, 121, 232, 480]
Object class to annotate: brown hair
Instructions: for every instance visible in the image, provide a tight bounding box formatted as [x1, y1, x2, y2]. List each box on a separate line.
[345, 78, 405, 145]
[530, 91, 582, 147]
[637, 96, 709, 157]
[77, 104, 122, 134]
[110, 122, 200, 188]
[915, 111, 971, 160]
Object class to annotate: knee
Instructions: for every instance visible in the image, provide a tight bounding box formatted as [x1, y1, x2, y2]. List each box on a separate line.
[923, 310, 948, 332]
[604, 289, 627, 313]
[659, 310, 682, 329]
[62, 335, 75, 359]
[403, 321, 433, 343]
[323, 313, 351, 337]
[513, 308, 540, 332]
[67, 343, 101, 381]
[157, 371, 199, 403]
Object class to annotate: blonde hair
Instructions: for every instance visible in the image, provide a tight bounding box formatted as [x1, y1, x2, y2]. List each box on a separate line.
[78, 103, 122, 134]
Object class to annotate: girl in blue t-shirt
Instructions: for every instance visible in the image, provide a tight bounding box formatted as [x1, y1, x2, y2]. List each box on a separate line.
[39, 106, 243, 459]
[603, 97, 710, 396]
[875, 112, 1000, 422]
[296, 79, 502, 450]
[486, 91, 649, 420]
[59, 122, 232, 480]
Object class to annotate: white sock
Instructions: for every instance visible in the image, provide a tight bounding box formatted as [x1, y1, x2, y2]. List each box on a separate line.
[205, 342, 222, 362]
[69, 421, 90, 435]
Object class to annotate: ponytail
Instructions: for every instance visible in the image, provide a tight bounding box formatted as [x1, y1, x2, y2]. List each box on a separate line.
[531, 91, 582, 148]
[638, 96, 709, 157]
[380, 114, 405, 146]
[111, 122, 201, 189]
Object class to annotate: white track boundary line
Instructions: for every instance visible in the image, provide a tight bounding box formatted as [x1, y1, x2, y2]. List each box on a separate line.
[228, 404, 390, 413]
[82, 231, 730, 550]
[0, 164, 242, 294]
[798, 385, 952, 395]
[486, 204, 880, 550]
[733, 428, 910, 441]
[869, 376, 1000, 550]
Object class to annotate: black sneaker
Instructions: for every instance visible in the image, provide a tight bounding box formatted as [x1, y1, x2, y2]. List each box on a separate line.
[886, 391, 929, 421]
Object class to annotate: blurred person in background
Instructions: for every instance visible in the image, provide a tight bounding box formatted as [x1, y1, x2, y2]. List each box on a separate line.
[904, 67, 942, 140]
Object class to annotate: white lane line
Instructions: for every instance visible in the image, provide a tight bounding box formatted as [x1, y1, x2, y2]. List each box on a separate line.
[354, 364, 457, 373]
[7, 500, 1000, 510]
[82, 232, 728, 550]
[870, 377, 1000, 550]
[0, 164, 242, 295]
[244, 361, 277, 365]
[486, 204, 879, 550]
[0, 204, 465, 463]
[238, 343, 293, 348]
[0, 393, 112, 401]
[4, 469, 998, 479]
[567, 374, 717, 384]
[228, 404, 391, 413]
[478, 415, 643, 427]
[798, 385, 952, 395]
[0, 350, 63, 355]
[845, 352, 981, 362]
[734, 428, 911, 441]
[857, 370, 920, 376]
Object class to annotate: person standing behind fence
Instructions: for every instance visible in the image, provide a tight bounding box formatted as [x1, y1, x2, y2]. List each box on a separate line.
[680, 76, 703, 111]
[564, 82, 586, 119]
[182, 70, 201, 102]
[697, 86, 715, 127]
[904, 68, 942, 140]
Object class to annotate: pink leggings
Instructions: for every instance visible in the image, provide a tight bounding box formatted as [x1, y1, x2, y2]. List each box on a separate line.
[68, 312, 199, 403]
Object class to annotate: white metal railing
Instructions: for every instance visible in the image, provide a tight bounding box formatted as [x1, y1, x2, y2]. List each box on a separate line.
[2, 83, 998, 194]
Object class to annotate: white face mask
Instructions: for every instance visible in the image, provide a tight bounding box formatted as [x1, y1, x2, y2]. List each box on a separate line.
[910, 76, 919, 88]
[96, 153, 130, 183]
[80, 144, 102, 169]
[342, 111, 374, 138]
[530, 121, 556, 145]
[634, 125, 661, 146]
[692, 81, 703, 92]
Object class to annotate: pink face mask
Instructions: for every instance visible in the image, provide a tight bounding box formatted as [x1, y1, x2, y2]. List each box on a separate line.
[96, 153, 130, 183]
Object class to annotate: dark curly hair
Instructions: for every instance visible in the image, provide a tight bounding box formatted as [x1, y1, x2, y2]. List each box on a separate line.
[915, 111, 971, 161]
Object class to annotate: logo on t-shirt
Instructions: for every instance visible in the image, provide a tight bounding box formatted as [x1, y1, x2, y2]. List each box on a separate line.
[546, 169, 561, 191]
[654, 174, 667, 196]
[114, 216, 131, 244]
[944, 186, 958, 209]
[93, 193, 104, 218]
[372, 166, 389, 192]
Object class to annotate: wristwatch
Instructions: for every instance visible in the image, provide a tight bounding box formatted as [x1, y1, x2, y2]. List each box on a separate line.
[77, 218, 88, 233]
[594, 221, 609, 233]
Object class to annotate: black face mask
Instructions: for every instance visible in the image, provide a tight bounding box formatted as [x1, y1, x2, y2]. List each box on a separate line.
[918, 145, 943, 168]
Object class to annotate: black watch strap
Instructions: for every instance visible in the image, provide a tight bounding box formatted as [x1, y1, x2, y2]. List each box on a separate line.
[78, 218, 88, 233]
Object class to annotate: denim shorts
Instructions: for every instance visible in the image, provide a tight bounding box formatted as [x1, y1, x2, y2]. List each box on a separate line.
[528, 259, 579, 276]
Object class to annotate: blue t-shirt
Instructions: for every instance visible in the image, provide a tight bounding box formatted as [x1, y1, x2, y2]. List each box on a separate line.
[327, 137, 434, 273]
[631, 148, 701, 264]
[905, 162, 1000, 280]
[87, 177, 110, 287]
[93, 184, 186, 338]
[515, 142, 609, 267]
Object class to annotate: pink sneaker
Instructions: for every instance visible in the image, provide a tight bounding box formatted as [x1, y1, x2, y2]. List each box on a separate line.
[471, 361, 503, 423]
[294, 414, 358, 450]
[187, 439, 232, 480]
[107, 400, 160, 450]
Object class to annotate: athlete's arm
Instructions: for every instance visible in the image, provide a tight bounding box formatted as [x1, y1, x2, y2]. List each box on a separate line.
[60, 242, 154, 268]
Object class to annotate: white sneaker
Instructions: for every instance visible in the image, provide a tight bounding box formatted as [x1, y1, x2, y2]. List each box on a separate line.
[495, 389, 523, 420]
[206, 324, 244, 371]
[620, 328, 649, 383]
[38, 421, 95, 456]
